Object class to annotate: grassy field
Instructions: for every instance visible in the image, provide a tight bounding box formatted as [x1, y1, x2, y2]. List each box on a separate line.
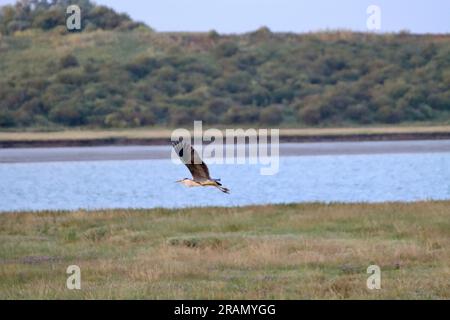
[1, 125, 450, 144]
[0, 202, 449, 299]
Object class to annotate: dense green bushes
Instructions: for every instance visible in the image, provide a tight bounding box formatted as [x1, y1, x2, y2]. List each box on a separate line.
[0, 1, 449, 129]
[0, 0, 141, 35]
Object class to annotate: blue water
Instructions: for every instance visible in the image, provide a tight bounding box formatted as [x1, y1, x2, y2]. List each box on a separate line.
[1, 152, 449, 212]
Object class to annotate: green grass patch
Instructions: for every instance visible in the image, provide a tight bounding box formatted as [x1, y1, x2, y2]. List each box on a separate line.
[0, 202, 449, 299]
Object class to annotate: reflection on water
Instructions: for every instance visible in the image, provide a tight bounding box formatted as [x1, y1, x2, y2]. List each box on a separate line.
[0, 153, 449, 212]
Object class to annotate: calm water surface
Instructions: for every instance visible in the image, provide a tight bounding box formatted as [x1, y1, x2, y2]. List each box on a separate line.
[0, 143, 449, 212]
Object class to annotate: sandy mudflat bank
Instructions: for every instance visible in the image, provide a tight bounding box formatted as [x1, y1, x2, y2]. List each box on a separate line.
[2, 126, 450, 148]
[1, 140, 450, 163]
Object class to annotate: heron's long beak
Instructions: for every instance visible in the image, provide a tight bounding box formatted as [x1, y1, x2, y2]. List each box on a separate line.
[175, 180, 182, 183]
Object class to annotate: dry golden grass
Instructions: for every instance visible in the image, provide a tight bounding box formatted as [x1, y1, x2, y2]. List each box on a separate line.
[1, 125, 450, 142]
[0, 202, 449, 299]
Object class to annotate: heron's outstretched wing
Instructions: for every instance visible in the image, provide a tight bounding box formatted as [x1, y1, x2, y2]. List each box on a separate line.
[172, 141, 211, 181]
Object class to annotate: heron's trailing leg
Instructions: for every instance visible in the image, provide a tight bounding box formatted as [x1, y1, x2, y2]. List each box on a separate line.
[216, 186, 230, 194]
[200, 180, 231, 194]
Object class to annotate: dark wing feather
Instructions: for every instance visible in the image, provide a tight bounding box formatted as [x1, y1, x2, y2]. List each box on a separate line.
[172, 141, 211, 181]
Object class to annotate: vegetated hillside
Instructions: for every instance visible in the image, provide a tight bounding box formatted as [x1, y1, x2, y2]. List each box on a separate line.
[0, 0, 449, 129]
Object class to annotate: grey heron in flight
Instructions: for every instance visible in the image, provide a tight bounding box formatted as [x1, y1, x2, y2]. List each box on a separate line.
[172, 141, 230, 194]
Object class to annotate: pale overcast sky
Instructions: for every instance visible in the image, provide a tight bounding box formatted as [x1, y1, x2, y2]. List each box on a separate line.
[0, 0, 449, 34]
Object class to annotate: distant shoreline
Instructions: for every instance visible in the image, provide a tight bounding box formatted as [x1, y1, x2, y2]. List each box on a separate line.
[1, 126, 450, 148]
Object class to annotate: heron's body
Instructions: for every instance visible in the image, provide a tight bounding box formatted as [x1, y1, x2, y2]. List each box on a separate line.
[178, 178, 222, 188]
[172, 141, 230, 194]
[178, 179, 202, 187]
